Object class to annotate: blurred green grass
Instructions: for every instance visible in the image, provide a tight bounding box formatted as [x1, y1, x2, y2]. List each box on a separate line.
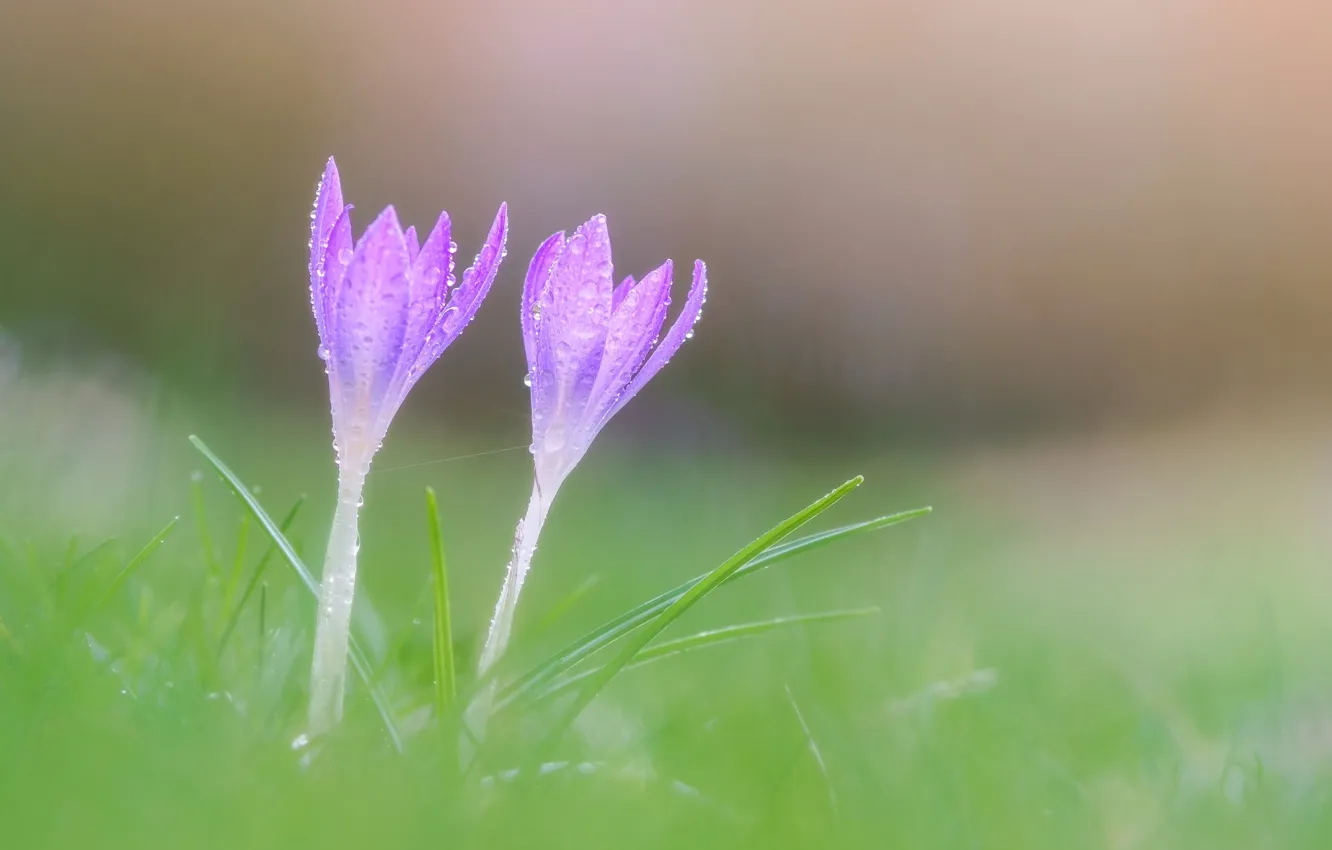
[3, 398, 1332, 849]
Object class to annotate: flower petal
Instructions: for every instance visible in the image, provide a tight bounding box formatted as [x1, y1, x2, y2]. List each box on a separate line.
[419, 202, 507, 367]
[611, 274, 635, 312]
[404, 211, 455, 360]
[318, 206, 355, 350]
[523, 231, 565, 370]
[309, 157, 345, 344]
[536, 215, 614, 432]
[603, 259, 707, 424]
[411, 212, 455, 297]
[331, 206, 412, 453]
[404, 225, 420, 265]
[579, 260, 673, 441]
[371, 212, 454, 437]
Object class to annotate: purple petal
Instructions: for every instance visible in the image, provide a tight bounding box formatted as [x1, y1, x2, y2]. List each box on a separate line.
[373, 212, 455, 436]
[611, 274, 635, 311]
[410, 203, 508, 377]
[412, 212, 455, 299]
[309, 157, 344, 343]
[579, 261, 673, 441]
[404, 225, 420, 264]
[536, 215, 614, 431]
[331, 206, 412, 447]
[405, 211, 455, 360]
[523, 231, 565, 370]
[603, 259, 707, 424]
[317, 207, 355, 352]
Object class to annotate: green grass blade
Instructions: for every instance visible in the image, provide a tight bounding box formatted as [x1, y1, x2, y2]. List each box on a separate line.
[189, 435, 404, 753]
[501, 504, 929, 705]
[96, 517, 179, 610]
[511, 607, 879, 710]
[55, 538, 117, 606]
[425, 487, 456, 716]
[215, 496, 305, 661]
[540, 476, 865, 746]
[785, 684, 839, 824]
[217, 515, 250, 636]
[532, 575, 601, 635]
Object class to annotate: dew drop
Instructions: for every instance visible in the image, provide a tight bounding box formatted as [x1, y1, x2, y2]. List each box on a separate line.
[337, 247, 354, 265]
[523, 372, 533, 387]
[448, 241, 458, 255]
[423, 267, 442, 286]
[317, 345, 330, 360]
[684, 330, 694, 340]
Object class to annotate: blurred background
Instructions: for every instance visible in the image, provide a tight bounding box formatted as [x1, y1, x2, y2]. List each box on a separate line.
[3, 0, 1330, 439]
[5, 3, 1332, 844]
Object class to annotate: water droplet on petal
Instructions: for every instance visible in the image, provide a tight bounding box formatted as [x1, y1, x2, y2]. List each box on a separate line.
[684, 330, 694, 340]
[337, 247, 354, 265]
[423, 267, 442, 286]
[522, 372, 533, 387]
[317, 345, 330, 360]
[448, 241, 458, 255]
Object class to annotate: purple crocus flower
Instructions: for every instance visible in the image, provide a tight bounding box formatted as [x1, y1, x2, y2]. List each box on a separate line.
[307, 157, 507, 733]
[476, 214, 705, 675]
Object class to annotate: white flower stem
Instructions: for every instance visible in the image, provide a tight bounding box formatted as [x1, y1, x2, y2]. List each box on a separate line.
[463, 482, 548, 747]
[477, 481, 548, 676]
[307, 464, 368, 736]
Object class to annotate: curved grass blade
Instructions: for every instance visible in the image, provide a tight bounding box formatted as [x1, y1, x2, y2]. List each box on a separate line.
[533, 575, 601, 636]
[55, 538, 116, 600]
[95, 516, 179, 610]
[216, 496, 305, 660]
[501, 505, 929, 705]
[425, 487, 457, 716]
[785, 684, 839, 825]
[540, 476, 865, 747]
[189, 435, 404, 753]
[217, 515, 251, 633]
[508, 607, 879, 710]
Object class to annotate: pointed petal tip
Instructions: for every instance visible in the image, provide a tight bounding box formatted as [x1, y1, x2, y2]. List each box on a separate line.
[578, 213, 609, 240]
[491, 202, 509, 236]
[368, 204, 405, 236]
[318, 157, 341, 195]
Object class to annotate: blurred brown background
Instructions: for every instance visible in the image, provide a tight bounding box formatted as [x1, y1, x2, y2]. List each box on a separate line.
[2, 0, 1330, 437]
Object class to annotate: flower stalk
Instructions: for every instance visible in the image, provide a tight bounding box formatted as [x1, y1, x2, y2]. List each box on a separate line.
[303, 157, 507, 735]
[308, 461, 367, 733]
[471, 215, 706, 729]
[476, 483, 548, 676]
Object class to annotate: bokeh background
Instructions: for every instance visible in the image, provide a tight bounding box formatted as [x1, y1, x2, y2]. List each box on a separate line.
[5, 2, 1332, 846]
[4, 0, 1331, 435]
